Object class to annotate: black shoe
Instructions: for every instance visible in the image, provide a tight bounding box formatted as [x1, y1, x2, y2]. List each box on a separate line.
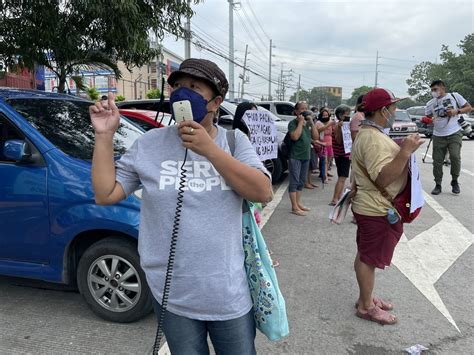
[451, 180, 460, 194]
[431, 184, 442, 195]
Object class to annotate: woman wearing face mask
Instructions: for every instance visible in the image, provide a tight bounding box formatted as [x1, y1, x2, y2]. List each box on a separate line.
[90, 58, 272, 354]
[315, 109, 335, 183]
[350, 88, 423, 325]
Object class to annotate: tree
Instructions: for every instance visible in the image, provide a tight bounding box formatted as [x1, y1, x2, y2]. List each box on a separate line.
[115, 95, 126, 102]
[290, 87, 341, 109]
[146, 88, 161, 99]
[346, 86, 373, 107]
[86, 87, 100, 101]
[406, 34, 474, 105]
[0, 1, 200, 93]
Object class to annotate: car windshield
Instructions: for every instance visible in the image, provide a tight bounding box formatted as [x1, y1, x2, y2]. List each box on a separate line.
[7, 98, 142, 160]
[395, 110, 411, 121]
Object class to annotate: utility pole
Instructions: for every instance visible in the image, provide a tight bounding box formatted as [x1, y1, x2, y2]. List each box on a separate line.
[240, 44, 249, 99]
[295, 74, 301, 102]
[280, 63, 284, 100]
[268, 39, 273, 100]
[228, 0, 235, 100]
[184, 0, 191, 59]
[374, 50, 379, 88]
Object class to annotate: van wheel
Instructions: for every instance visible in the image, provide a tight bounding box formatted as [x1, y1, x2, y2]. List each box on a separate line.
[77, 237, 153, 323]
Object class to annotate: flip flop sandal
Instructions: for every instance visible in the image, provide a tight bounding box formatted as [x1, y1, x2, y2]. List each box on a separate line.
[304, 185, 315, 189]
[355, 297, 394, 311]
[272, 260, 280, 268]
[328, 202, 337, 206]
[291, 210, 306, 216]
[356, 306, 397, 325]
[300, 206, 311, 211]
[311, 183, 320, 188]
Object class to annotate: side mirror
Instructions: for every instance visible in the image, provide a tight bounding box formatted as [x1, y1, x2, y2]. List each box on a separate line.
[4, 139, 31, 162]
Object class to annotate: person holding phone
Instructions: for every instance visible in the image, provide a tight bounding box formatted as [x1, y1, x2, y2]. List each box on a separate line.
[287, 101, 320, 216]
[90, 58, 272, 354]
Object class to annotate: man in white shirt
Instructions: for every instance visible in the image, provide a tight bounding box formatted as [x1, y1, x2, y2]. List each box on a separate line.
[425, 80, 472, 195]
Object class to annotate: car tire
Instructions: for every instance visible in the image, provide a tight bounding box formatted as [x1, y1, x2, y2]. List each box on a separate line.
[425, 133, 432, 138]
[77, 237, 153, 323]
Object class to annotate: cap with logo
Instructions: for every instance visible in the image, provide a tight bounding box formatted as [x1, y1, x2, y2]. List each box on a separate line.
[167, 58, 229, 98]
[363, 88, 406, 112]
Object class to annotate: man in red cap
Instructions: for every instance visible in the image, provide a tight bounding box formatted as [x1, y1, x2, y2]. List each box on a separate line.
[350, 88, 424, 325]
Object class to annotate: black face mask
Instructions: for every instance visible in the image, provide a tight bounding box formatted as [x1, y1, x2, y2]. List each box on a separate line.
[320, 117, 330, 123]
[343, 116, 351, 122]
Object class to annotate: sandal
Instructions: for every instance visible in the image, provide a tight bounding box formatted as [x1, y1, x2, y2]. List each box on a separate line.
[299, 206, 311, 212]
[291, 210, 306, 216]
[356, 306, 397, 325]
[272, 260, 280, 268]
[311, 183, 320, 188]
[304, 184, 315, 190]
[355, 297, 394, 311]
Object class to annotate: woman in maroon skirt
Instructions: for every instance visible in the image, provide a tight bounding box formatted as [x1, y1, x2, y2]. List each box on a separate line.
[350, 88, 423, 325]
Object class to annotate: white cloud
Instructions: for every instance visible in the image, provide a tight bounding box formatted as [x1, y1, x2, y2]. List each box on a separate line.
[162, 0, 473, 100]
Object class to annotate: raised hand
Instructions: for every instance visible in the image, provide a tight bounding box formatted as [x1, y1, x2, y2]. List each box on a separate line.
[401, 133, 424, 154]
[89, 92, 120, 136]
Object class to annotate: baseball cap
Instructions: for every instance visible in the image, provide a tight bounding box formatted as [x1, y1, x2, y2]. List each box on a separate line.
[167, 58, 229, 98]
[363, 88, 407, 112]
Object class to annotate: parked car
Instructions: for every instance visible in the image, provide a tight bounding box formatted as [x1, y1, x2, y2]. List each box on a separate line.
[389, 109, 419, 138]
[0, 88, 152, 323]
[118, 99, 288, 182]
[119, 109, 173, 130]
[407, 106, 433, 137]
[254, 101, 295, 123]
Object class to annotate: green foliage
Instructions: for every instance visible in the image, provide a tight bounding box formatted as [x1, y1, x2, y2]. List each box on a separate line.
[86, 87, 100, 101]
[146, 88, 161, 99]
[290, 87, 342, 109]
[407, 33, 474, 104]
[0, 1, 200, 92]
[115, 95, 126, 102]
[346, 86, 373, 107]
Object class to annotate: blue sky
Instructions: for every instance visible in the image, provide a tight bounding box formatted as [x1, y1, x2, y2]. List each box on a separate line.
[161, 0, 473, 100]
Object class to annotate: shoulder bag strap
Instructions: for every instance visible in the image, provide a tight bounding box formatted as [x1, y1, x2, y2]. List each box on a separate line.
[358, 162, 394, 203]
[226, 129, 236, 156]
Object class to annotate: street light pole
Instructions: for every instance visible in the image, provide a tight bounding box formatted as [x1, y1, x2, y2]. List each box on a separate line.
[241, 44, 248, 99]
[228, 0, 235, 100]
[184, 0, 191, 59]
[268, 39, 273, 100]
[374, 50, 379, 88]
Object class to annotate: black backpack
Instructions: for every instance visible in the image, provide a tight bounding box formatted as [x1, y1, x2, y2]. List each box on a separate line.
[281, 131, 293, 159]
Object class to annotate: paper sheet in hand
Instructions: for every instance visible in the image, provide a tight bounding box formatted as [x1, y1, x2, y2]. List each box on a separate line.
[410, 154, 424, 213]
[243, 110, 278, 161]
[342, 122, 352, 154]
[329, 188, 352, 224]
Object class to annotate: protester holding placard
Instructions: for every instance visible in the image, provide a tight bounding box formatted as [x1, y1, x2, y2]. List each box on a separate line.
[330, 105, 352, 206]
[350, 88, 424, 326]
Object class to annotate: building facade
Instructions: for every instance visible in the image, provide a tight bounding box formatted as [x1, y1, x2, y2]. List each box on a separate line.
[317, 86, 343, 97]
[42, 47, 183, 100]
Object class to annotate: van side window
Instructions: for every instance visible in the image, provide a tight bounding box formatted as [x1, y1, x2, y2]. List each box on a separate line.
[275, 104, 295, 116]
[0, 115, 24, 163]
[259, 104, 270, 110]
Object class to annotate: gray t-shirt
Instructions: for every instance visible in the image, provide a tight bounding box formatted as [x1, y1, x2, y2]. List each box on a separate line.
[115, 125, 269, 321]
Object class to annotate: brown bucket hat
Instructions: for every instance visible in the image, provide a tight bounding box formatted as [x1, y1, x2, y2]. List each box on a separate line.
[167, 58, 229, 98]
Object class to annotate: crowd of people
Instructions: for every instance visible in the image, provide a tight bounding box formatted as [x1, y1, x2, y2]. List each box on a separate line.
[89, 57, 470, 353]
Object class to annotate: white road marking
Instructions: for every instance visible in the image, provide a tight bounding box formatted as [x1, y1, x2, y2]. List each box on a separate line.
[157, 181, 289, 354]
[392, 192, 474, 332]
[261, 180, 289, 228]
[423, 154, 474, 177]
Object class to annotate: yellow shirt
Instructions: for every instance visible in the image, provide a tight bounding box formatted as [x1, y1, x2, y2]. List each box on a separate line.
[351, 127, 406, 216]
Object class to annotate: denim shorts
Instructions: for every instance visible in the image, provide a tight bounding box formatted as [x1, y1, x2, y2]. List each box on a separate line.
[152, 301, 256, 355]
[289, 159, 310, 192]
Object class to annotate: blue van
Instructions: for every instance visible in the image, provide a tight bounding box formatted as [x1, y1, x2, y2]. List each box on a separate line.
[0, 88, 152, 323]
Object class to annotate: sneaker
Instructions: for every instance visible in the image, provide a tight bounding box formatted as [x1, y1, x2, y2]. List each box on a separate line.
[431, 184, 442, 195]
[451, 180, 460, 194]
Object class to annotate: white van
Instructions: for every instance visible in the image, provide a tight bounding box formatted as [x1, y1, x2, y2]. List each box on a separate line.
[255, 101, 296, 122]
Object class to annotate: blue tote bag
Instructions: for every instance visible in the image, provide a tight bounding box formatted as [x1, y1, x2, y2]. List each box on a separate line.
[242, 201, 289, 341]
